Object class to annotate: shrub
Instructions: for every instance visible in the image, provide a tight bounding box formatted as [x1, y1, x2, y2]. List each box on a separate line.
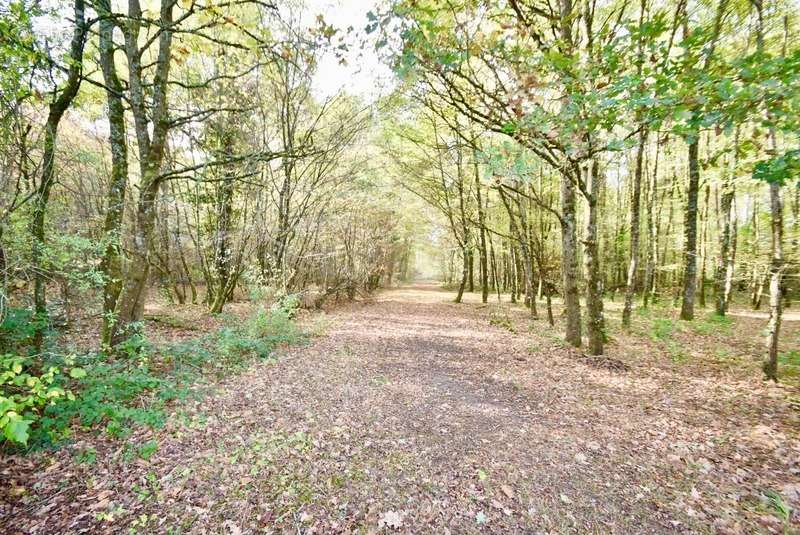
[0, 354, 83, 446]
[0, 308, 49, 354]
[248, 306, 305, 347]
[649, 318, 675, 341]
[38, 359, 169, 442]
[12, 305, 307, 449]
[271, 293, 301, 319]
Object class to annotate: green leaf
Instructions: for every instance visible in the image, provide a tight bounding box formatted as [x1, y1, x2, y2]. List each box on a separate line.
[3, 413, 31, 446]
[69, 367, 87, 379]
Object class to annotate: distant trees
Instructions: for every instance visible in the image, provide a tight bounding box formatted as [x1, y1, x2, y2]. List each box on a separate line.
[380, 0, 799, 370]
[0, 0, 413, 356]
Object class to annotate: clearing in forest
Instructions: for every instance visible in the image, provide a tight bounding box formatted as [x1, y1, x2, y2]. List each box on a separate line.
[2, 284, 798, 534]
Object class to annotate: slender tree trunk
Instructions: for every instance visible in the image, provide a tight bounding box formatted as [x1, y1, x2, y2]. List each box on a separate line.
[622, 129, 646, 327]
[644, 136, 661, 307]
[756, 1, 784, 380]
[750, 195, 763, 309]
[30, 0, 86, 349]
[715, 129, 738, 316]
[474, 154, 489, 303]
[680, 138, 700, 320]
[764, 179, 784, 381]
[209, 132, 236, 314]
[518, 192, 539, 317]
[699, 182, 710, 308]
[455, 248, 468, 303]
[561, 173, 582, 346]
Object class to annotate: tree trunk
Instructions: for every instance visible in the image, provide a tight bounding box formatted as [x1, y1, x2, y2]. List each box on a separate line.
[680, 138, 700, 320]
[111, 0, 175, 345]
[474, 154, 489, 303]
[622, 129, 646, 327]
[209, 132, 236, 314]
[583, 162, 605, 355]
[698, 182, 710, 308]
[30, 0, 86, 349]
[455, 248, 468, 303]
[98, 0, 129, 346]
[715, 129, 738, 316]
[561, 173, 582, 347]
[764, 179, 784, 381]
[643, 136, 660, 308]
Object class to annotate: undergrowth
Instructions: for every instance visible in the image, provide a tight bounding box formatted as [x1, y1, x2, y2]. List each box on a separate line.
[2, 302, 307, 451]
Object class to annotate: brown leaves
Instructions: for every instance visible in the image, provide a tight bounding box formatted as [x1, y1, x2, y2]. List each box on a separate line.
[3, 287, 800, 533]
[377, 510, 405, 530]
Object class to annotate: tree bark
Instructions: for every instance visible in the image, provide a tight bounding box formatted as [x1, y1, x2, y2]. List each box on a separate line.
[474, 153, 489, 303]
[111, 0, 175, 344]
[715, 129, 738, 316]
[583, 161, 605, 355]
[622, 129, 646, 327]
[680, 138, 700, 320]
[97, 0, 129, 346]
[30, 0, 87, 349]
[561, 173, 582, 347]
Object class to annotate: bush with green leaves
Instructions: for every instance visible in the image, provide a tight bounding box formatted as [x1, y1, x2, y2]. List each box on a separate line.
[248, 306, 305, 346]
[14, 305, 307, 449]
[39, 359, 173, 442]
[0, 308, 49, 354]
[0, 354, 84, 446]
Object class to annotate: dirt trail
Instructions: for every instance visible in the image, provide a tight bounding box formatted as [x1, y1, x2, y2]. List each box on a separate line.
[3, 284, 799, 534]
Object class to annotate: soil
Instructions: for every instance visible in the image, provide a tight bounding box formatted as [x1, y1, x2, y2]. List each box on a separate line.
[2, 284, 799, 534]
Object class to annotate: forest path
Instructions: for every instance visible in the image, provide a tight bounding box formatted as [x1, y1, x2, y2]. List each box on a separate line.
[7, 284, 799, 534]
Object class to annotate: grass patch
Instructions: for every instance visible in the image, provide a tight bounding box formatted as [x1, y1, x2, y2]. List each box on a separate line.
[489, 308, 515, 332]
[649, 318, 676, 341]
[778, 349, 800, 380]
[691, 312, 734, 335]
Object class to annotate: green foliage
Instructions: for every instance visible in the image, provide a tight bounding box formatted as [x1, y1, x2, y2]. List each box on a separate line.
[753, 149, 800, 186]
[763, 489, 791, 523]
[649, 318, 675, 341]
[488, 309, 515, 332]
[692, 313, 734, 336]
[75, 446, 96, 464]
[16, 305, 306, 449]
[124, 439, 158, 462]
[39, 358, 171, 442]
[271, 293, 302, 319]
[778, 349, 800, 380]
[0, 354, 77, 446]
[0, 308, 48, 354]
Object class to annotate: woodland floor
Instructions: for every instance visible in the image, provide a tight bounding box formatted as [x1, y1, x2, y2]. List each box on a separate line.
[2, 284, 800, 534]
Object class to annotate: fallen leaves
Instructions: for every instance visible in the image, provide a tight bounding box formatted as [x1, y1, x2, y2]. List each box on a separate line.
[378, 510, 404, 530]
[1, 288, 798, 534]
